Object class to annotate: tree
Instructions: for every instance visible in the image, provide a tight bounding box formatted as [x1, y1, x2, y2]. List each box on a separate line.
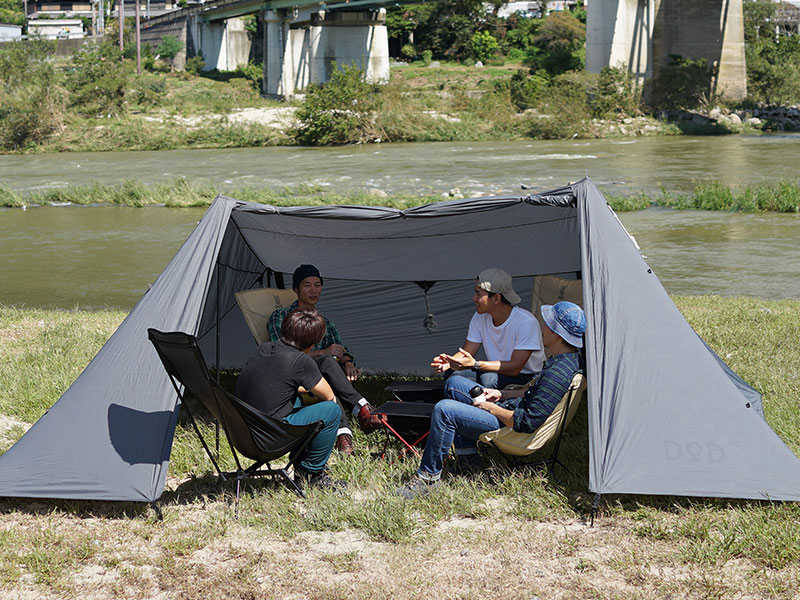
[156, 35, 184, 70]
[469, 30, 499, 62]
[292, 65, 384, 145]
[743, 0, 800, 104]
[525, 11, 586, 75]
[0, 39, 66, 149]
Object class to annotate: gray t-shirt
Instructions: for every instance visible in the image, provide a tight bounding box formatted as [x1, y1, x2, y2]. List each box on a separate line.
[235, 341, 322, 420]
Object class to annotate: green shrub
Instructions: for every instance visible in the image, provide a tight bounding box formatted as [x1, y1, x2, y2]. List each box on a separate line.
[648, 54, 714, 110]
[235, 61, 263, 92]
[744, 0, 800, 105]
[501, 15, 542, 56]
[422, 49, 433, 66]
[400, 44, 417, 60]
[525, 73, 592, 138]
[292, 64, 383, 145]
[0, 39, 66, 150]
[156, 34, 184, 69]
[506, 68, 550, 110]
[66, 41, 131, 117]
[132, 75, 167, 107]
[590, 65, 641, 118]
[505, 48, 526, 62]
[468, 30, 499, 63]
[185, 55, 205, 74]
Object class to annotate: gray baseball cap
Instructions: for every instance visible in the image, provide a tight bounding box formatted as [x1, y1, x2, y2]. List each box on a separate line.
[476, 268, 521, 305]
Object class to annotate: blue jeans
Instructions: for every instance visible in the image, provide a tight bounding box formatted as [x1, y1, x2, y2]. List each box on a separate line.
[418, 399, 502, 477]
[283, 400, 340, 472]
[445, 373, 531, 405]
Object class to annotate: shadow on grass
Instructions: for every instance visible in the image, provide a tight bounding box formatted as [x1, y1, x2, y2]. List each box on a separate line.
[197, 70, 250, 84]
[0, 496, 150, 519]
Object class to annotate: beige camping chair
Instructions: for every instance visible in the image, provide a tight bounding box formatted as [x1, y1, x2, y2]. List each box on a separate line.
[478, 372, 586, 475]
[234, 288, 297, 345]
[530, 274, 583, 358]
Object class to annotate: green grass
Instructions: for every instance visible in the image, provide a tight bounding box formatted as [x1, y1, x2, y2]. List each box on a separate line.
[1, 297, 800, 596]
[3, 178, 800, 212]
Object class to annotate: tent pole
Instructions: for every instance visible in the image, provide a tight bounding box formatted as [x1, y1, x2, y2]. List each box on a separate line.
[215, 260, 221, 456]
[590, 493, 602, 527]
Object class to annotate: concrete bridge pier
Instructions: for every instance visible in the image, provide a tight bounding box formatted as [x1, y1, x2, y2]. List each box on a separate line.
[261, 8, 389, 99]
[188, 15, 251, 72]
[587, 0, 747, 101]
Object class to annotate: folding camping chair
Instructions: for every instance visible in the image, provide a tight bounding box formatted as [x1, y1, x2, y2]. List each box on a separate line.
[147, 329, 323, 516]
[478, 372, 586, 477]
[235, 287, 297, 345]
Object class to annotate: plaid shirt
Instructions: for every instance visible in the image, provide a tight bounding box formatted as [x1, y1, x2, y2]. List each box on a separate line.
[499, 351, 581, 433]
[267, 301, 353, 361]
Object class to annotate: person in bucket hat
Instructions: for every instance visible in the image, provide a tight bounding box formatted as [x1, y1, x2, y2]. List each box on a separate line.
[399, 301, 586, 499]
[431, 268, 545, 397]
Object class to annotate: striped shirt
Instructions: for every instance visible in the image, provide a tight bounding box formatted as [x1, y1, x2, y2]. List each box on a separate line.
[499, 351, 581, 433]
[267, 301, 353, 361]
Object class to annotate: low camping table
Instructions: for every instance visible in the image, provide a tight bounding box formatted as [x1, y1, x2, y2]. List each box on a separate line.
[384, 380, 444, 403]
[373, 401, 435, 460]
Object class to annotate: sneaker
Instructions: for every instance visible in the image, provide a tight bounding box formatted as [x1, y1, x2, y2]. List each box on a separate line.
[294, 467, 347, 492]
[356, 404, 385, 434]
[334, 433, 354, 456]
[396, 473, 441, 500]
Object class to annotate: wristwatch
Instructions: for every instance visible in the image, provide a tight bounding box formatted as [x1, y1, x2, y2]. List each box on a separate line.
[473, 360, 482, 371]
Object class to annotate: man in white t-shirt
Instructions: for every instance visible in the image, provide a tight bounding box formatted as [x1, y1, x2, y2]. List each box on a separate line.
[431, 268, 544, 398]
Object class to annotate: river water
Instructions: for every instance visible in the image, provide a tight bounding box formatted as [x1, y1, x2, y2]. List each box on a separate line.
[3, 134, 800, 197]
[1, 135, 799, 309]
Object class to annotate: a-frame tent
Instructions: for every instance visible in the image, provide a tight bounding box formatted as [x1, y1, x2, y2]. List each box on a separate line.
[0, 178, 798, 503]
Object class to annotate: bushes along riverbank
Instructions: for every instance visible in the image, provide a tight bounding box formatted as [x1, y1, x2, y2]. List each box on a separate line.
[1, 296, 799, 598]
[2, 178, 800, 213]
[1, 36, 796, 154]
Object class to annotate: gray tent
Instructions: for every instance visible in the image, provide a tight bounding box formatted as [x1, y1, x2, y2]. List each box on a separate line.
[1, 178, 799, 502]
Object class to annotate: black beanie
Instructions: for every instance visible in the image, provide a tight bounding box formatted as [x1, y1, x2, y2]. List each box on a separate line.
[292, 264, 323, 289]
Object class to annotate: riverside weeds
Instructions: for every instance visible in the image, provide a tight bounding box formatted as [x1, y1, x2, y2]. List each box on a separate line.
[3, 178, 800, 213]
[1, 297, 800, 598]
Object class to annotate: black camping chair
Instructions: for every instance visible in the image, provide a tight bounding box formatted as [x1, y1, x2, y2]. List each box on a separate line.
[147, 329, 323, 516]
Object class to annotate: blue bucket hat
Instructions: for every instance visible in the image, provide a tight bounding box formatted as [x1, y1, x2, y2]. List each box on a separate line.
[540, 301, 586, 348]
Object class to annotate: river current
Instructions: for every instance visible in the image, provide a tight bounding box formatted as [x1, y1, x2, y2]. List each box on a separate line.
[1, 135, 799, 309]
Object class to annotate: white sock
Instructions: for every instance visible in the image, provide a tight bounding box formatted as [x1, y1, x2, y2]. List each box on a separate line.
[337, 427, 352, 437]
[351, 398, 368, 417]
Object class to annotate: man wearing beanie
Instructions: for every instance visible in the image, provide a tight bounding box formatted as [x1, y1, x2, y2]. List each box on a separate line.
[432, 268, 545, 399]
[400, 301, 586, 499]
[267, 264, 383, 455]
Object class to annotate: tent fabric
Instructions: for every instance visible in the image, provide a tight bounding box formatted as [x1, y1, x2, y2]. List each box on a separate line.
[1, 178, 799, 503]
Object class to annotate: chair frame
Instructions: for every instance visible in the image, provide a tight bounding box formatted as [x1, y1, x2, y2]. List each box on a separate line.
[479, 373, 586, 480]
[148, 329, 323, 516]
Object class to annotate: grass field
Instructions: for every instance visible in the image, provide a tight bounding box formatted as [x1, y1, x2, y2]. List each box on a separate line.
[1, 297, 799, 598]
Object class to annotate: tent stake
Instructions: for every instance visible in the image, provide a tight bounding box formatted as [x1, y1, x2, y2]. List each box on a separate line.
[150, 501, 163, 521]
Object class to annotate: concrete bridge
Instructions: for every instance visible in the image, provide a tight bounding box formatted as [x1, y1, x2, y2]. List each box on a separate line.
[587, 0, 747, 101]
[141, 0, 393, 98]
[141, 0, 747, 101]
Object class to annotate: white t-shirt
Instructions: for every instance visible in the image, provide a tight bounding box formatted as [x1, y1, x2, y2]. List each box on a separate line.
[466, 306, 544, 375]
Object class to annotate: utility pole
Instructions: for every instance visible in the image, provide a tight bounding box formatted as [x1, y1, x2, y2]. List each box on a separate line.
[135, 0, 141, 74]
[119, 0, 124, 51]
